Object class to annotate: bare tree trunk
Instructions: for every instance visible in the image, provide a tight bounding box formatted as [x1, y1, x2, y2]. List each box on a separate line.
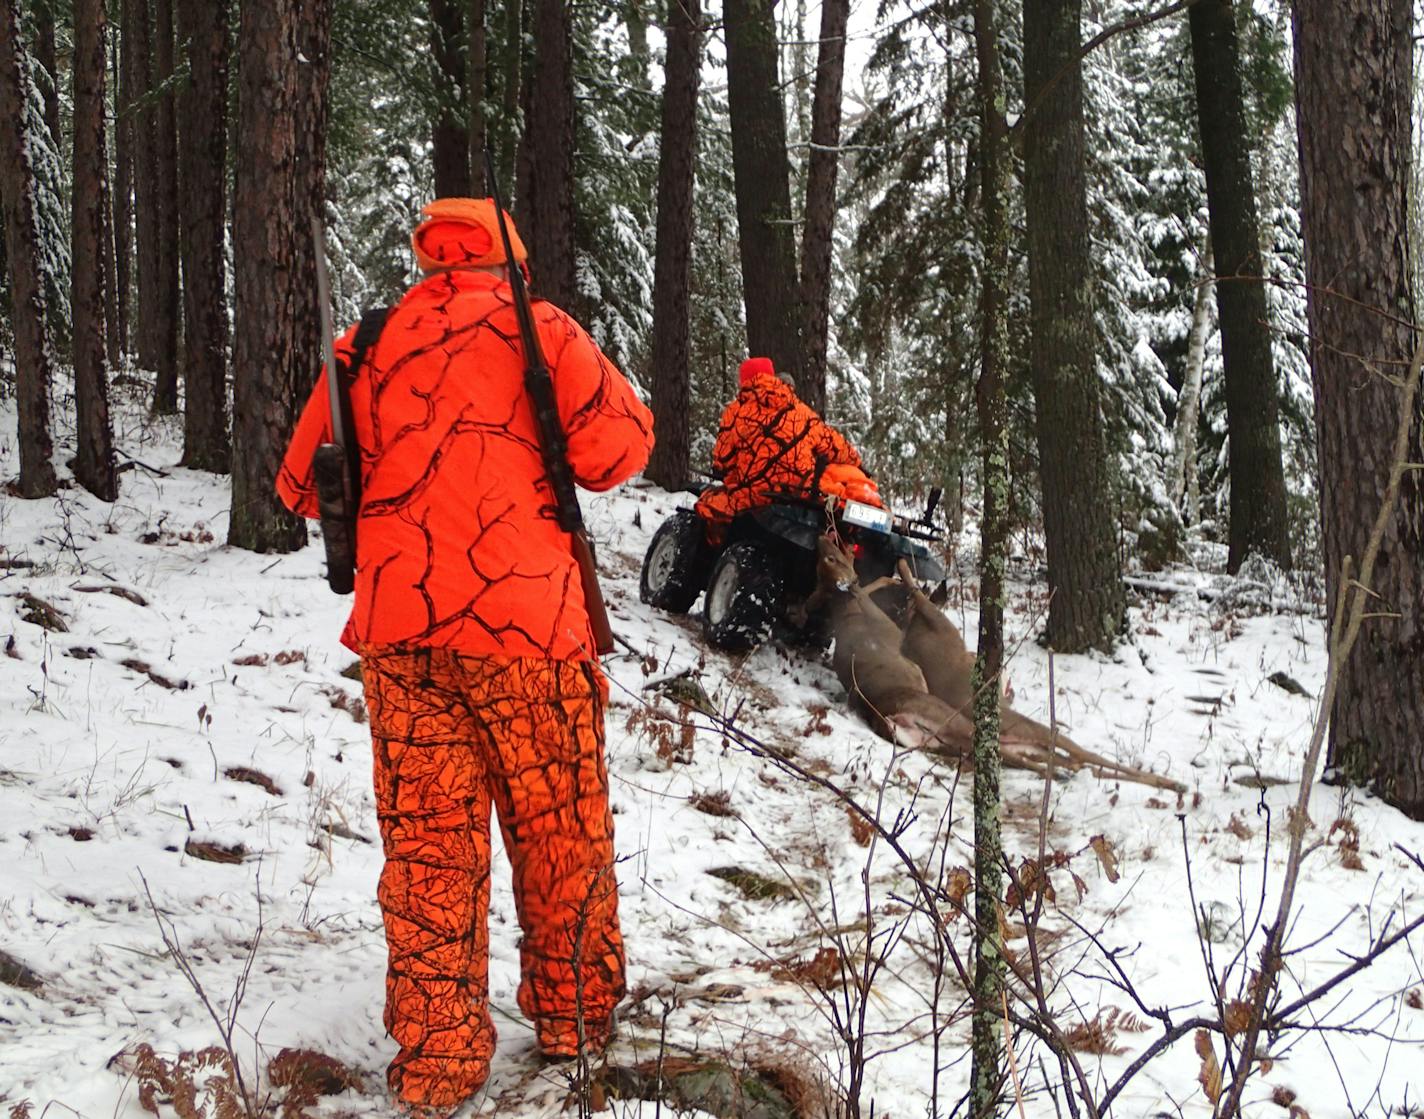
[429, 0, 472, 198]
[467, 0, 486, 195]
[112, 21, 131, 357]
[124, 0, 161, 375]
[515, 0, 576, 309]
[796, 0, 848, 416]
[492, 0, 522, 201]
[970, 0, 1008, 1111]
[1189, 0, 1292, 572]
[1024, 0, 1125, 654]
[1170, 240, 1213, 521]
[177, 0, 230, 472]
[101, 140, 120, 367]
[72, 0, 117, 501]
[0, 0, 59, 497]
[150, 0, 181, 414]
[1294, 0, 1423, 819]
[645, 0, 701, 491]
[230, 0, 307, 552]
[724, 0, 802, 390]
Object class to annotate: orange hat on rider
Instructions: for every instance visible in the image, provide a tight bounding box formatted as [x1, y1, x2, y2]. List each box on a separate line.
[412, 198, 528, 273]
[738, 356, 776, 387]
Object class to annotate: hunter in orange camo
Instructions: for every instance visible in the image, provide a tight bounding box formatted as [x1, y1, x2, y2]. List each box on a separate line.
[277, 199, 651, 1108]
[695, 357, 879, 535]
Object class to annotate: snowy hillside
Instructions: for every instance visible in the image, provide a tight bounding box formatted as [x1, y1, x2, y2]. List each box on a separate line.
[2, 392, 1421, 1119]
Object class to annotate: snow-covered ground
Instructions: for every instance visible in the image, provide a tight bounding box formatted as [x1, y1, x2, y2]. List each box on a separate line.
[2, 390, 1421, 1119]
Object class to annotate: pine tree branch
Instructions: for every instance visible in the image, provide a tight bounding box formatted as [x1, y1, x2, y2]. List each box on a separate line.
[1013, 0, 1205, 137]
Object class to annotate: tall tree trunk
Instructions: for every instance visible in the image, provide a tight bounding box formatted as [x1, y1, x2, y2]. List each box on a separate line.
[1023, 0, 1125, 653]
[177, 0, 230, 472]
[230, 0, 306, 553]
[124, 0, 162, 375]
[796, 0, 848, 416]
[33, 0, 58, 148]
[515, 0, 576, 309]
[1170, 239, 1213, 521]
[492, 0, 522, 201]
[724, 0, 802, 391]
[294, 0, 332, 372]
[1189, 0, 1291, 572]
[72, 0, 117, 501]
[150, 0, 180, 414]
[429, 0, 471, 198]
[101, 141, 120, 367]
[623, 0, 650, 88]
[1294, 0, 1423, 819]
[645, 0, 701, 491]
[970, 0, 1008, 1113]
[112, 22, 131, 356]
[467, 0, 486, 195]
[0, 0, 59, 497]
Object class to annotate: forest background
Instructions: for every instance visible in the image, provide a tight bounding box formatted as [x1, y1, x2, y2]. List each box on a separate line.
[1, 1, 1423, 1114]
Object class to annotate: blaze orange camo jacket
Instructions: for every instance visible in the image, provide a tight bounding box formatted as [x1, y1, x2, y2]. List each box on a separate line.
[711, 373, 862, 499]
[278, 269, 654, 660]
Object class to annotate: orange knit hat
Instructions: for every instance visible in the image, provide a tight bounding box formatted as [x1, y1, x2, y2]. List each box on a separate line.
[411, 198, 528, 272]
[739, 356, 775, 386]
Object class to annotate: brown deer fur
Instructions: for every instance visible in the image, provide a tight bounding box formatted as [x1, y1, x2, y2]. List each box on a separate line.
[809, 537, 1184, 791]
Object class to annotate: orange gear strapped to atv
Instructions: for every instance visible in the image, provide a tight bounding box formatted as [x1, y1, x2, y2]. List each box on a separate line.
[694, 359, 880, 530]
[278, 267, 654, 661]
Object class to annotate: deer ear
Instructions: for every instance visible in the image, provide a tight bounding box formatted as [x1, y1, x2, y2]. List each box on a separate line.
[930, 582, 949, 606]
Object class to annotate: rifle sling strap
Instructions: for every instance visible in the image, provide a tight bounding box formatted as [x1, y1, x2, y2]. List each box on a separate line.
[337, 305, 391, 495]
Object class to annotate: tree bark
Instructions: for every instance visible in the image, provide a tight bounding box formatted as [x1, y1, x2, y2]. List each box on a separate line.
[112, 22, 131, 357]
[724, 0, 802, 391]
[72, 0, 117, 501]
[429, 0, 472, 198]
[150, 0, 181, 414]
[1189, 0, 1292, 572]
[467, 0, 486, 195]
[0, 0, 59, 497]
[644, 0, 701, 491]
[1294, 0, 1423, 819]
[515, 0, 576, 310]
[229, 0, 308, 552]
[796, 0, 848, 416]
[492, 0, 522, 201]
[623, 0, 650, 88]
[970, 0, 1008, 1112]
[1023, 0, 1125, 654]
[124, 0, 162, 376]
[1170, 240, 1213, 522]
[177, 0, 230, 472]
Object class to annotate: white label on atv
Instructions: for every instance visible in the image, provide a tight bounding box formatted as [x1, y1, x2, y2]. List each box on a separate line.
[842, 501, 892, 533]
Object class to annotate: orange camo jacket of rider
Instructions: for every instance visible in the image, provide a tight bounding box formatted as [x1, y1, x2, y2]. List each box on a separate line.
[278, 269, 653, 660]
[711, 373, 862, 502]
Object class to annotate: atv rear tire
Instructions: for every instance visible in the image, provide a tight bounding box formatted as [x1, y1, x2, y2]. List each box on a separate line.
[640, 510, 710, 613]
[702, 541, 783, 651]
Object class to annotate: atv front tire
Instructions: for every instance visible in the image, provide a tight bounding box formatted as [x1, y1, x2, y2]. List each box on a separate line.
[702, 541, 783, 651]
[640, 510, 710, 613]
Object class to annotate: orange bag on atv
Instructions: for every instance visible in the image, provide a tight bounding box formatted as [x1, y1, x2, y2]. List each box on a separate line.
[819, 462, 883, 508]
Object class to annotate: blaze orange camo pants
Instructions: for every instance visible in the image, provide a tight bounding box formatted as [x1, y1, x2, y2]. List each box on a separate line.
[360, 648, 626, 1107]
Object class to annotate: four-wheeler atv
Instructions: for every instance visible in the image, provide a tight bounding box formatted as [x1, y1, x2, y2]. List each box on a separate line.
[640, 490, 946, 651]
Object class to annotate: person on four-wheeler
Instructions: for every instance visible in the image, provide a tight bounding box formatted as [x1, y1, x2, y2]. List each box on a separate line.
[694, 356, 881, 543]
[276, 198, 654, 1110]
